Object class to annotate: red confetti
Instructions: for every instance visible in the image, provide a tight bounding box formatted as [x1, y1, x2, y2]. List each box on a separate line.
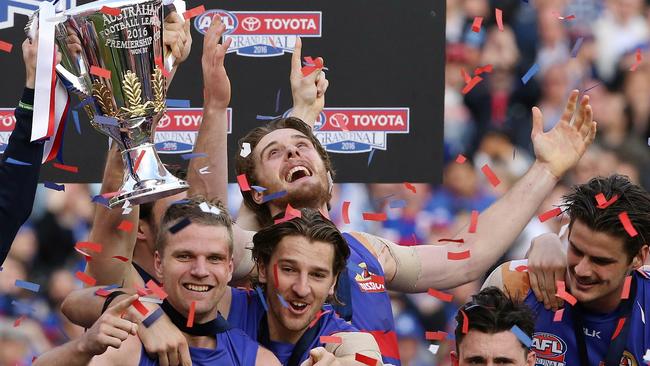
[462, 76, 483, 95]
[75, 271, 96, 286]
[73, 247, 93, 261]
[619, 212, 638, 237]
[611, 317, 626, 340]
[155, 56, 170, 78]
[137, 287, 151, 297]
[355, 353, 378, 366]
[515, 265, 528, 272]
[112, 255, 129, 262]
[117, 220, 134, 233]
[95, 288, 111, 297]
[301, 56, 324, 76]
[460, 68, 471, 84]
[427, 288, 454, 302]
[342, 201, 351, 224]
[437, 238, 465, 244]
[404, 182, 417, 194]
[285, 203, 301, 218]
[425, 331, 447, 341]
[553, 308, 564, 322]
[53, 163, 79, 173]
[133, 150, 146, 172]
[146, 280, 168, 300]
[481, 164, 501, 187]
[90, 65, 111, 79]
[370, 274, 385, 285]
[362, 212, 387, 222]
[460, 309, 469, 334]
[621, 275, 632, 300]
[495, 8, 504, 31]
[631, 49, 642, 72]
[595, 193, 619, 209]
[471, 16, 483, 33]
[13, 315, 25, 327]
[319, 336, 342, 344]
[273, 264, 279, 288]
[555, 281, 577, 306]
[455, 154, 467, 164]
[468, 210, 478, 233]
[448, 250, 471, 260]
[309, 309, 331, 328]
[237, 174, 251, 191]
[0, 40, 13, 53]
[100, 6, 121, 16]
[474, 64, 493, 76]
[183, 5, 205, 20]
[75, 241, 102, 253]
[538, 207, 562, 223]
[132, 299, 149, 317]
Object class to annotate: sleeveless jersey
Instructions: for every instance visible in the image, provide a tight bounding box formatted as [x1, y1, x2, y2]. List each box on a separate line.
[138, 326, 258, 366]
[228, 287, 357, 365]
[332, 233, 400, 365]
[499, 262, 650, 366]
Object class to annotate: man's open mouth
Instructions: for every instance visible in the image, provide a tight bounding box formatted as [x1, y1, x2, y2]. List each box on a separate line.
[285, 166, 312, 183]
[183, 283, 214, 293]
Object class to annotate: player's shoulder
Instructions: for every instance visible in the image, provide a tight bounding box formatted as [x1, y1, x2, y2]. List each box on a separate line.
[483, 261, 531, 302]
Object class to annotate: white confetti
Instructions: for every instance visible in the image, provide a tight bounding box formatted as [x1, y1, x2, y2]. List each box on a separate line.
[509, 259, 528, 272]
[139, 297, 163, 304]
[240, 143, 252, 158]
[428, 344, 439, 355]
[638, 301, 645, 324]
[643, 349, 650, 362]
[199, 166, 210, 175]
[122, 200, 132, 215]
[199, 202, 221, 216]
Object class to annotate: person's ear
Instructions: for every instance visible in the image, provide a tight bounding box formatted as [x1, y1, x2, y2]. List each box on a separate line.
[137, 221, 149, 242]
[327, 171, 333, 194]
[450, 350, 459, 366]
[258, 261, 268, 284]
[227, 258, 234, 283]
[526, 350, 537, 366]
[252, 190, 264, 205]
[328, 274, 338, 296]
[154, 250, 164, 281]
[632, 244, 649, 270]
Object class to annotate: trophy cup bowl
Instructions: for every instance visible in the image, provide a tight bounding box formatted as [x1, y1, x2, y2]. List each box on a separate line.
[49, 0, 188, 207]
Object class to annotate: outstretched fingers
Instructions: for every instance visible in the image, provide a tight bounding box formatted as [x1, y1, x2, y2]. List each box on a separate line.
[559, 90, 579, 125]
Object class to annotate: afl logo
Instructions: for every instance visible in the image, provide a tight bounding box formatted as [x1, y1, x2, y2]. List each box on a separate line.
[532, 333, 566, 364]
[241, 17, 261, 31]
[194, 9, 238, 35]
[619, 351, 638, 366]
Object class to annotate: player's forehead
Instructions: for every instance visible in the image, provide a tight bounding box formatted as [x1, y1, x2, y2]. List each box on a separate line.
[166, 224, 230, 256]
[459, 330, 525, 360]
[254, 128, 311, 155]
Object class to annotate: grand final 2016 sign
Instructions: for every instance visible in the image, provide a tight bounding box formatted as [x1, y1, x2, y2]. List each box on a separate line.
[0, 0, 444, 184]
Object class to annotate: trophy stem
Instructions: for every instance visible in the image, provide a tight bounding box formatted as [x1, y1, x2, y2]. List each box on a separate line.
[109, 143, 188, 208]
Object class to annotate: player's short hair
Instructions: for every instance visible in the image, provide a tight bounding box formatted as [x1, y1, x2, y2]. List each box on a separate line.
[155, 196, 233, 256]
[564, 174, 650, 261]
[454, 287, 535, 352]
[235, 117, 335, 227]
[251, 208, 349, 302]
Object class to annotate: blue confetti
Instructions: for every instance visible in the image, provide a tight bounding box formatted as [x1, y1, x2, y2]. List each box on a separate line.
[91, 194, 110, 207]
[570, 37, 584, 58]
[367, 149, 376, 166]
[166, 99, 191, 108]
[44, 181, 65, 191]
[277, 293, 289, 308]
[255, 286, 269, 312]
[5, 157, 31, 166]
[95, 115, 118, 126]
[169, 217, 191, 234]
[251, 185, 267, 192]
[11, 300, 34, 315]
[74, 97, 94, 110]
[521, 63, 540, 85]
[72, 110, 81, 134]
[171, 199, 192, 205]
[389, 199, 407, 209]
[143, 307, 164, 328]
[100, 284, 120, 292]
[181, 152, 208, 160]
[274, 89, 282, 113]
[510, 325, 532, 347]
[256, 115, 281, 121]
[583, 82, 601, 93]
[262, 190, 288, 203]
[14, 280, 40, 292]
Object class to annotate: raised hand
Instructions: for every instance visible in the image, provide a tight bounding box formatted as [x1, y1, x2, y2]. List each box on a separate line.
[290, 37, 329, 127]
[527, 233, 567, 310]
[164, 12, 192, 65]
[77, 294, 139, 356]
[202, 15, 232, 109]
[532, 90, 597, 178]
[299, 347, 341, 366]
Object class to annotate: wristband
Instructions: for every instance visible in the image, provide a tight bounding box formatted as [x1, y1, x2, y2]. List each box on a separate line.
[142, 307, 164, 328]
[18, 101, 33, 111]
[101, 291, 127, 314]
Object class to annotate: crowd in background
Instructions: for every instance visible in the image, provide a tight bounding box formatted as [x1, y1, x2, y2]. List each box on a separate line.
[1, 0, 650, 364]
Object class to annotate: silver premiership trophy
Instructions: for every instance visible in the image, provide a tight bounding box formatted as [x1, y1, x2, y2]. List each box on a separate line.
[29, 0, 188, 207]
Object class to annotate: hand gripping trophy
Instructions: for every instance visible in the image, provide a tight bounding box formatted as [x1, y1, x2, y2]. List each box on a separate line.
[27, 0, 189, 207]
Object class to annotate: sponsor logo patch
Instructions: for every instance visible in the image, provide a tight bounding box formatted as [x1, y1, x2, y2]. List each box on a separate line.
[532, 332, 566, 366]
[354, 263, 385, 293]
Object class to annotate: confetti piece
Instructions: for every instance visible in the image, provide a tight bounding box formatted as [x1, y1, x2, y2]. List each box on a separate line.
[404, 182, 417, 194]
[133, 150, 146, 172]
[510, 325, 532, 347]
[53, 163, 78, 173]
[273, 263, 279, 287]
[183, 5, 205, 20]
[644, 349, 650, 362]
[143, 307, 164, 328]
[462, 76, 483, 95]
[456, 154, 467, 164]
[553, 308, 564, 322]
[100, 6, 121, 16]
[44, 181, 65, 191]
[448, 250, 471, 260]
[619, 212, 638, 237]
[274, 89, 282, 113]
[389, 199, 407, 209]
[427, 288, 454, 302]
[362, 212, 387, 221]
[112, 255, 129, 262]
[481, 164, 501, 187]
[75, 271, 96, 286]
[425, 331, 448, 341]
[471, 16, 483, 32]
[571, 37, 584, 58]
[255, 286, 269, 312]
[611, 317, 626, 340]
[117, 220, 134, 232]
[146, 280, 168, 300]
[75, 242, 102, 253]
[320, 336, 342, 344]
[181, 152, 207, 160]
[474, 64, 493, 75]
[13, 315, 25, 327]
[468, 210, 478, 233]
[354, 353, 378, 366]
[5, 157, 31, 166]
[631, 49, 642, 72]
[237, 174, 251, 191]
[367, 149, 376, 166]
[428, 345, 440, 355]
[621, 276, 632, 299]
[0, 40, 13, 53]
[583, 82, 602, 93]
[15, 280, 40, 292]
[495, 8, 503, 31]
[521, 63, 540, 85]
[277, 293, 289, 308]
[555, 281, 577, 306]
[251, 185, 267, 192]
[262, 191, 288, 203]
[90, 65, 111, 79]
[131, 299, 149, 317]
[95, 284, 120, 297]
[460, 68, 471, 84]
[437, 238, 465, 244]
[301, 56, 324, 76]
[370, 275, 385, 285]
[166, 99, 191, 108]
[199, 166, 210, 174]
[240, 143, 252, 158]
[154, 57, 170, 78]
[342, 201, 351, 224]
[508, 259, 528, 272]
[460, 310, 469, 334]
[169, 217, 191, 234]
[539, 207, 562, 223]
[595, 193, 619, 209]
[638, 302, 645, 324]
[309, 309, 331, 328]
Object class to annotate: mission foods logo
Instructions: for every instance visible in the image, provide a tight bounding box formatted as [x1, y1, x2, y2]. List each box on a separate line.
[194, 10, 322, 57]
[0, 109, 16, 154]
[532, 333, 566, 366]
[154, 108, 232, 154]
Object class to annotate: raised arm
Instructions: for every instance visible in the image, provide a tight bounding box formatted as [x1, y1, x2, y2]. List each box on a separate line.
[369, 91, 597, 292]
[163, 11, 192, 89]
[288, 37, 329, 128]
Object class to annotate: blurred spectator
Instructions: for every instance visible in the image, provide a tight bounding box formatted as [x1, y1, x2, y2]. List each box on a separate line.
[394, 312, 436, 366]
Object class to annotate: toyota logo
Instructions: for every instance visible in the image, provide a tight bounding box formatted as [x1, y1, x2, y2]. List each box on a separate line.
[241, 17, 261, 31]
[329, 113, 349, 129]
[157, 114, 171, 129]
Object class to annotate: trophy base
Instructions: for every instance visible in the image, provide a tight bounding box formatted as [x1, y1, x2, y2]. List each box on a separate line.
[109, 180, 189, 208]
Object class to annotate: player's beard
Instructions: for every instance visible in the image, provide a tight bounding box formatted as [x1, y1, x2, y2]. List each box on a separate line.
[270, 174, 330, 212]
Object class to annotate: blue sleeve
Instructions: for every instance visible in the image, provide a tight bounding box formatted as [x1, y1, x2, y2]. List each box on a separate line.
[0, 88, 44, 264]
